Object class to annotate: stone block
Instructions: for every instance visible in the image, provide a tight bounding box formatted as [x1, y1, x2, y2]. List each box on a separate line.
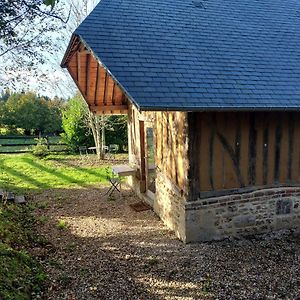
[276, 198, 293, 215]
[233, 215, 256, 228]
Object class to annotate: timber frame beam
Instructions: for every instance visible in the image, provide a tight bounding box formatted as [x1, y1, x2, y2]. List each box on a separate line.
[63, 36, 129, 115]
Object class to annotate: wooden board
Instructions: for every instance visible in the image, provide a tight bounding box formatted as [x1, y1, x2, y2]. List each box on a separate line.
[65, 40, 128, 115]
[189, 111, 300, 198]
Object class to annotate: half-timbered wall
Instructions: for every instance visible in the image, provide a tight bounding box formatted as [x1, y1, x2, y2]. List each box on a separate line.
[189, 111, 300, 199]
[155, 111, 189, 193]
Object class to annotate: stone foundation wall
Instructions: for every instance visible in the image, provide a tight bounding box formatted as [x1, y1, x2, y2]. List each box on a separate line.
[153, 172, 187, 241]
[185, 187, 300, 242]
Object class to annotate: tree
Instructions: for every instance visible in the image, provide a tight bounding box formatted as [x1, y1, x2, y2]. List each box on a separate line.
[106, 116, 128, 152]
[0, 0, 64, 56]
[0, 0, 69, 92]
[61, 93, 93, 151]
[0, 91, 64, 135]
[0, 88, 11, 101]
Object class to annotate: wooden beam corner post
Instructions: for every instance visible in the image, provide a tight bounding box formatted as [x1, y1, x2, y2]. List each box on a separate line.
[139, 120, 147, 193]
[187, 112, 200, 201]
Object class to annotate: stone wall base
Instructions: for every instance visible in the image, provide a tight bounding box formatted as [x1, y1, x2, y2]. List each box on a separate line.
[153, 172, 186, 241]
[129, 174, 300, 242]
[185, 187, 300, 242]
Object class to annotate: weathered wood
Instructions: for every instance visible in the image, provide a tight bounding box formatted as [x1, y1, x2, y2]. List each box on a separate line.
[287, 113, 295, 181]
[209, 114, 215, 190]
[262, 115, 269, 185]
[223, 112, 240, 189]
[292, 114, 300, 182]
[248, 113, 257, 186]
[190, 111, 300, 197]
[214, 114, 224, 190]
[255, 113, 264, 186]
[274, 114, 282, 183]
[139, 120, 146, 193]
[279, 113, 289, 183]
[199, 113, 211, 192]
[267, 114, 276, 185]
[188, 112, 201, 200]
[240, 112, 250, 187]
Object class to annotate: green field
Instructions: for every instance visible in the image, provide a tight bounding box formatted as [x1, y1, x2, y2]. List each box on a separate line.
[0, 153, 109, 194]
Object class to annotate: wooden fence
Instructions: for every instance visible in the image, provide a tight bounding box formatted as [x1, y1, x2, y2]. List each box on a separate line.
[0, 136, 67, 154]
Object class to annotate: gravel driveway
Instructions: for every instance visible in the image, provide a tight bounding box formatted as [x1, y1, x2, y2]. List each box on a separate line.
[33, 186, 300, 300]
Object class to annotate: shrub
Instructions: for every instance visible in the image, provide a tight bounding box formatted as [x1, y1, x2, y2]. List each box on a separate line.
[32, 138, 49, 158]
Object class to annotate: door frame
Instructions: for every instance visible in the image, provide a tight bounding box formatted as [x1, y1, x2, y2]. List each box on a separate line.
[139, 120, 156, 198]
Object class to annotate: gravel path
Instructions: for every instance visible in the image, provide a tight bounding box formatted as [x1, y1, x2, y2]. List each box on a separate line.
[33, 186, 300, 300]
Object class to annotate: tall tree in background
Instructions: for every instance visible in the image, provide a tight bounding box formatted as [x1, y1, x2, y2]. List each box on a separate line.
[0, 0, 68, 92]
[0, 91, 64, 135]
[61, 93, 93, 152]
[58, 0, 109, 159]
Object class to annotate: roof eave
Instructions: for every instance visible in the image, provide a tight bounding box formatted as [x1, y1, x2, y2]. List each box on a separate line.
[138, 105, 300, 112]
[61, 34, 79, 68]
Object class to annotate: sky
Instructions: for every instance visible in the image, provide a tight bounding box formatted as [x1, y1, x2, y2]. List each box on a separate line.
[0, 0, 100, 100]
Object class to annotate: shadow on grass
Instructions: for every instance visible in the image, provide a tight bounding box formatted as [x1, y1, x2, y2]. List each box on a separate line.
[0, 159, 51, 191]
[0, 155, 108, 194]
[22, 157, 90, 188]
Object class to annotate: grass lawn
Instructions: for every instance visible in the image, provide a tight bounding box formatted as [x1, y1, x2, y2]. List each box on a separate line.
[0, 153, 110, 194]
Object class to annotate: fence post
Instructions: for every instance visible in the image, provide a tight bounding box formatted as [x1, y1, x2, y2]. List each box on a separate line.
[45, 136, 50, 150]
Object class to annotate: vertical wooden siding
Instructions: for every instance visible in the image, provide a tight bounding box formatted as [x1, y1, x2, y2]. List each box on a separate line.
[155, 111, 188, 191]
[190, 112, 300, 197]
[66, 44, 128, 115]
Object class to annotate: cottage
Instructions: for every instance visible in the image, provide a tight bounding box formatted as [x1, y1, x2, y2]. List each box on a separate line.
[62, 0, 300, 242]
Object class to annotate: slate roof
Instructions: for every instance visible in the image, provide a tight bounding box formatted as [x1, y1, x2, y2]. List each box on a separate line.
[65, 0, 300, 111]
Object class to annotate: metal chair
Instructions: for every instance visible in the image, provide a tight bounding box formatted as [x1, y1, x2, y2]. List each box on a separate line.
[104, 144, 118, 160]
[79, 146, 88, 156]
[102, 169, 121, 197]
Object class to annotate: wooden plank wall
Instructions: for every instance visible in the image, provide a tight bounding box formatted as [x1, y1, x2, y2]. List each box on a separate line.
[155, 111, 189, 192]
[66, 47, 128, 115]
[189, 111, 300, 198]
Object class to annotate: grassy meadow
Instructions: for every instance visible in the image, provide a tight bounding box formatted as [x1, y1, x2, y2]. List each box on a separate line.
[0, 153, 109, 194]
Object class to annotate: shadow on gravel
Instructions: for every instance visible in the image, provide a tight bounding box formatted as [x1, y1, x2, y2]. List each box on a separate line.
[32, 187, 300, 300]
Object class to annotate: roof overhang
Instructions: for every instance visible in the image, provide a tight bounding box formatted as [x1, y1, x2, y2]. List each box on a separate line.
[61, 35, 130, 115]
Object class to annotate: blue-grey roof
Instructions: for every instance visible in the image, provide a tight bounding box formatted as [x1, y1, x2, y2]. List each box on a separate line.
[73, 0, 300, 111]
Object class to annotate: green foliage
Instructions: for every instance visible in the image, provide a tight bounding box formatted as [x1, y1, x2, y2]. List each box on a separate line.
[201, 276, 212, 293]
[0, 91, 64, 135]
[32, 138, 49, 158]
[61, 94, 93, 152]
[106, 115, 128, 152]
[0, 0, 66, 91]
[56, 219, 68, 230]
[0, 203, 46, 299]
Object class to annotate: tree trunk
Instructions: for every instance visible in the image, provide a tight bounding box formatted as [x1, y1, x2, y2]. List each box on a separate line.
[88, 111, 104, 160]
[101, 115, 106, 159]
